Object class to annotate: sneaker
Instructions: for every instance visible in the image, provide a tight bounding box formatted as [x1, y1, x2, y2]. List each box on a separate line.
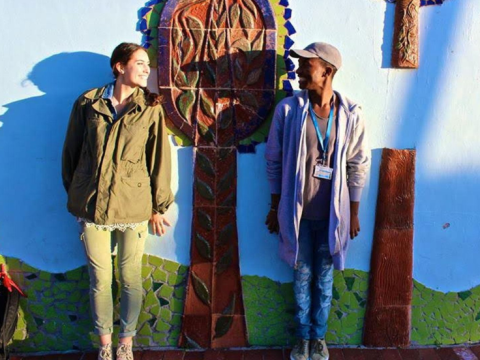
[98, 343, 113, 360]
[290, 338, 309, 360]
[116, 342, 133, 360]
[310, 338, 329, 360]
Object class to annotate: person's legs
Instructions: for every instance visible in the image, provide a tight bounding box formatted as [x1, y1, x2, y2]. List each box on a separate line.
[115, 223, 148, 343]
[293, 219, 314, 339]
[81, 226, 115, 340]
[310, 220, 333, 360]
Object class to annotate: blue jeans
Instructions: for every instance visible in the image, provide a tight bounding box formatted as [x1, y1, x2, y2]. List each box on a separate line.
[293, 219, 334, 340]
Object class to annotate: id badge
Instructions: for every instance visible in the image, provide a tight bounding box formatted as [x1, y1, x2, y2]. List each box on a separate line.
[314, 164, 333, 180]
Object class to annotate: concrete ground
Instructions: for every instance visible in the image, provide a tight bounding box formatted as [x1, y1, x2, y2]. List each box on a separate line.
[10, 345, 480, 360]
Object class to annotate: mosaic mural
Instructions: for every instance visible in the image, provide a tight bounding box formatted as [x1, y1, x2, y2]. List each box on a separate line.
[3, 254, 480, 352]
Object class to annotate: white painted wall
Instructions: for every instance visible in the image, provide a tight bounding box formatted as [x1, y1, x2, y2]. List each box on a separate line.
[1, 0, 479, 292]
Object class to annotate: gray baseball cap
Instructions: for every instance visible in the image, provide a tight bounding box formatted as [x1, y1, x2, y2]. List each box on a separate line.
[290, 42, 342, 70]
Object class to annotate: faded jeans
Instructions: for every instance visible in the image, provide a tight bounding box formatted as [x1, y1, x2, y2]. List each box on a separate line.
[81, 223, 147, 338]
[293, 219, 334, 340]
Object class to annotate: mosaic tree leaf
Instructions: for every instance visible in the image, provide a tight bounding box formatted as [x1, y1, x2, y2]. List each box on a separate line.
[204, 61, 216, 84]
[243, 0, 258, 20]
[173, 58, 188, 88]
[234, 58, 244, 81]
[195, 232, 212, 260]
[239, 91, 259, 110]
[196, 178, 214, 200]
[213, 294, 236, 339]
[197, 208, 213, 230]
[222, 293, 236, 315]
[184, 333, 202, 349]
[200, 92, 216, 119]
[219, 148, 232, 160]
[216, 246, 233, 274]
[219, 107, 233, 130]
[186, 15, 203, 30]
[218, 223, 234, 246]
[229, 3, 241, 28]
[197, 121, 215, 143]
[177, 91, 196, 120]
[191, 271, 210, 305]
[240, 2, 255, 29]
[222, 192, 235, 207]
[196, 151, 215, 177]
[246, 68, 262, 85]
[218, 166, 235, 194]
[186, 70, 200, 88]
[232, 38, 250, 52]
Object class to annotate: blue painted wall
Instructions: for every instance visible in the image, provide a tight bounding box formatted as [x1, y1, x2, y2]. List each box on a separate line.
[1, 0, 479, 293]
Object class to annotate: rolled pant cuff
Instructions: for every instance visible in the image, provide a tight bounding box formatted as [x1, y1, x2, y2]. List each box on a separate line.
[95, 327, 113, 336]
[119, 330, 137, 338]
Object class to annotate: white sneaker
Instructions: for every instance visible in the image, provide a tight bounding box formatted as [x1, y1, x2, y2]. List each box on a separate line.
[116, 342, 134, 360]
[98, 343, 113, 360]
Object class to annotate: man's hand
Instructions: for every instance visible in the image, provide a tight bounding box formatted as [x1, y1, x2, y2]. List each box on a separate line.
[350, 201, 360, 239]
[265, 193, 281, 234]
[265, 209, 279, 234]
[150, 213, 171, 236]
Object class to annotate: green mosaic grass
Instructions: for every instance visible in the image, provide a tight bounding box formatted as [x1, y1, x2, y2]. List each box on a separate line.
[0, 255, 187, 352]
[242, 269, 369, 346]
[411, 280, 480, 345]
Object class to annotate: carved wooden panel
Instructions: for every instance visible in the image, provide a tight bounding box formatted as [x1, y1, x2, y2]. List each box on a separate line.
[363, 149, 416, 347]
[392, 0, 419, 68]
[157, 0, 277, 349]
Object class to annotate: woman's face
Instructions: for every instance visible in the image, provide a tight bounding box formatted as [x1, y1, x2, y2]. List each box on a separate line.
[118, 49, 150, 88]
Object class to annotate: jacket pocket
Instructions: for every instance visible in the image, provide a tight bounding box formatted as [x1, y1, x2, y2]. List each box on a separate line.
[117, 176, 152, 220]
[120, 123, 147, 163]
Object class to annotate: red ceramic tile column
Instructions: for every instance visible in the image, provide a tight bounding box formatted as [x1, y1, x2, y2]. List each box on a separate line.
[392, 0, 420, 68]
[363, 149, 416, 347]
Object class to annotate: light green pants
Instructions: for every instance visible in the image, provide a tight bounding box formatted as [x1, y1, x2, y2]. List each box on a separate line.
[81, 223, 147, 338]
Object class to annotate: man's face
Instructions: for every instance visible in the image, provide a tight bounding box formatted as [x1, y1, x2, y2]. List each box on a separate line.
[296, 58, 327, 90]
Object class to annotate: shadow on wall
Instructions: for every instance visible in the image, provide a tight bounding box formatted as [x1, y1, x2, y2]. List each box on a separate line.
[0, 52, 112, 272]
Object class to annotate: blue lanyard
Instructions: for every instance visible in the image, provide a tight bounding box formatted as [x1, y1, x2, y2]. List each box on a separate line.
[309, 99, 334, 164]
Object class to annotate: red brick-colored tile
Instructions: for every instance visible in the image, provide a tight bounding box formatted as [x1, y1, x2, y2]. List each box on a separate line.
[141, 350, 166, 360]
[470, 346, 480, 358]
[242, 350, 265, 360]
[329, 348, 345, 360]
[9, 357, 23, 360]
[397, 348, 423, 360]
[436, 347, 462, 360]
[262, 349, 284, 360]
[162, 350, 185, 360]
[343, 348, 367, 360]
[203, 349, 226, 360]
[184, 350, 204, 360]
[80, 352, 98, 360]
[452, 347, 478, 360]
[133, 351, 144, 360]
[376, 349, 402, 360]
[416, 348, 442, 360]
[224, 350, 244, 360]
[361, 349, 384, 359]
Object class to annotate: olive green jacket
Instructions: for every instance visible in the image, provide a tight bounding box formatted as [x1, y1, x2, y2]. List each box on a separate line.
[62, 85, 174, 225]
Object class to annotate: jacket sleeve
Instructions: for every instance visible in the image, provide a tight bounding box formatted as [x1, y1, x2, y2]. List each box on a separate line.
[62, 98, 86, 193]
[265, 103, 285, 195]
[346, 107, 371, 202]
[147, 106, 174, 214]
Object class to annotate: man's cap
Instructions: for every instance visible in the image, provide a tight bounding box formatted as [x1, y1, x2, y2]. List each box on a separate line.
[290, 42, 342, 70]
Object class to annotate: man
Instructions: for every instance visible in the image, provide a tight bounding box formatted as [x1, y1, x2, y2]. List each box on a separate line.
[265, 42, 370, 360]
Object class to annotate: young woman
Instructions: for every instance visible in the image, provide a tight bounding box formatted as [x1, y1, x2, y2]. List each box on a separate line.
[62, 43, 174, 360]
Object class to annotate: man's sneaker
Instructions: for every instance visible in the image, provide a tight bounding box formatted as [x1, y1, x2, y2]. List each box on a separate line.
[310, 338, 329, 360]
[116, 342, 134, 360]
[290, 338, 309, 360]
[98, 343, 113, 360]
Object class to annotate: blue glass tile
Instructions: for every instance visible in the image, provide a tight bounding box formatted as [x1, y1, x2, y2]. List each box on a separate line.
[284, 8, 292, 20]
[279, 0, 289, 6]
[139, 7, 151, 17]
[285, 58, 295, 71]
[283, 80, 293, 92]
[287, 71, 296, 80]
[143, 43, 151, 49]
[284, 50, 290, 59]
[284, 36, 294, 49]
[238, 144, 257, 154]
[144, 29, 151, 36]
[139, 19, 148, 31]
[285, 21, 296, 35]
[420, 0, 426, 5]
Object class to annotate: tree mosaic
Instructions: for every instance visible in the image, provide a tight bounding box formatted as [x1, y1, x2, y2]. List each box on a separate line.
[138, 0, 295, 349]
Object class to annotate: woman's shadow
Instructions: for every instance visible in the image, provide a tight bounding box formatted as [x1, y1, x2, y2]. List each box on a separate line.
[0, 52, 111, 270]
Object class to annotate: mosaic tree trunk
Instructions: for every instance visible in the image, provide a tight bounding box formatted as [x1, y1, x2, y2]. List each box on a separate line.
[158, 0, 277, 348]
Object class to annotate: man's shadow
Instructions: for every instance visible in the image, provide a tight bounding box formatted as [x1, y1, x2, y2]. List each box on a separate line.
[0, 52, 111, 271]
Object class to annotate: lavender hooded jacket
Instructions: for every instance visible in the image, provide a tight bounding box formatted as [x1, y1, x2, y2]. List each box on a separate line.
[265, 90, 370, 270]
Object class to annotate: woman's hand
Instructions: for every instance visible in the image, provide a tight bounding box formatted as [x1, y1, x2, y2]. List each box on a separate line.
[150, 213, 171, 236]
